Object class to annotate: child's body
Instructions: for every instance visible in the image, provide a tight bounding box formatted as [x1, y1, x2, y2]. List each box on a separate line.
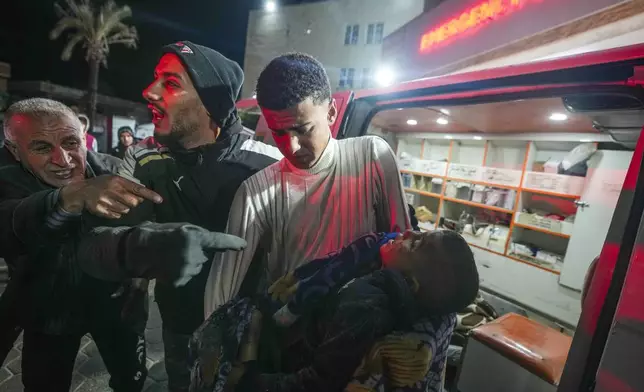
[189, 230, 479, 392]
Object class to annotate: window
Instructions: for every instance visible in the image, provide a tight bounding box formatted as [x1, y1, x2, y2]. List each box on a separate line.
[375, 23, 384, 44]
[367, 23, 384, 44]
[339, 68, 355, 89]
[339, 68, 347, 88]
[345, 24, 360, 45]
[362, 68, 372, 88]
[347, 68, 355, 88]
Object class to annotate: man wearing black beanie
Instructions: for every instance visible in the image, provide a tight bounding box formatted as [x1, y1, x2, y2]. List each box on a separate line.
[65, 41, 283, 392]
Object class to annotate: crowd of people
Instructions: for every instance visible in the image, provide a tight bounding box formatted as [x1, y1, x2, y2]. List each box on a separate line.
[0, 40, 479, 392]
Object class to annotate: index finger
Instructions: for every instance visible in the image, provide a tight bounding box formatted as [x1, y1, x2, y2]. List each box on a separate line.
[122, 181, 163, 204]
[200, 231, 248, 251]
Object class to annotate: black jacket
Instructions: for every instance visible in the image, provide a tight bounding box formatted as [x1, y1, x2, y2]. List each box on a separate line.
[0, 143, 123, 334]
[78, 122, 282, 333]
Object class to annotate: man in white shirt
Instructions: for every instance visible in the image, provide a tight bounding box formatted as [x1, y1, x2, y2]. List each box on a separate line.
[204, 52, 410, 315]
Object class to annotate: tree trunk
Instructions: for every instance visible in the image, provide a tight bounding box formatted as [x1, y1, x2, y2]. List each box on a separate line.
[87, 58, 100, 132]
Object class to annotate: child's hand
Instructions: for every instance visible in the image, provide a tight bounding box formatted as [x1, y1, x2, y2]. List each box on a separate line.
[268, 272, 299, 303]
[360, 334, 431, 388]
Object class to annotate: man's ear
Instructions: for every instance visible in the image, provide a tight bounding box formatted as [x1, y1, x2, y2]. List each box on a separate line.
[5, 141, 20, 162]
[328, 99, 338, 125]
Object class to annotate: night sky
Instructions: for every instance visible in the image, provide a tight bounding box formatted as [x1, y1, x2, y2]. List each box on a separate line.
[0, 0, 314, 102]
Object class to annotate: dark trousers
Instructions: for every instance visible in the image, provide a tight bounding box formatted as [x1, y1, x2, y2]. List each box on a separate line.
[22, 326, 146, 392]
[21, 280, 149, 392]
[0, 291, 22, 365]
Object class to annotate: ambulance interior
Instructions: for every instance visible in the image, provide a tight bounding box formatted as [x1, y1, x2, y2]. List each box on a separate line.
[241, 89, 644, 391]
[365, 92, 644, 391]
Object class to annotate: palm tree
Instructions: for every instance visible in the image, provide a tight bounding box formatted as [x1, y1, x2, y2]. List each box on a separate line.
[50, 0, 138, 130]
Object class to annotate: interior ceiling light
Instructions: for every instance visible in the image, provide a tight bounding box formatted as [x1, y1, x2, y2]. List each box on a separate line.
[265, 1, 276, 12]
[473, 136, 482, 140]
[407, 119, 418, 126]
[444, 135, 453, 139]
[440, 109, 450, 115]
[549, 113, 568, 121]
[436, 118, 449, 125]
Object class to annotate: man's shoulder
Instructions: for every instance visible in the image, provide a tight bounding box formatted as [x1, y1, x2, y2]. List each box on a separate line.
[0, 145, 30, 185]
[87, 151, 122, 175]
[128, 137, 173, 167]
[228, 138, 283, 169]
[337, 135, 391, 157]
[219, 137, 282, 183]
[238, 158, 283, 190]
[338, 135, 386, 147]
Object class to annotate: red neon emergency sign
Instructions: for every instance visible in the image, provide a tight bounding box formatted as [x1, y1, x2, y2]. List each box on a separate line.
[419, 0, 540, 53]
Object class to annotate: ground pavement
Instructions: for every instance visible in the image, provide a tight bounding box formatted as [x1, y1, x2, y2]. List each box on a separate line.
[0, 298, 170, 392]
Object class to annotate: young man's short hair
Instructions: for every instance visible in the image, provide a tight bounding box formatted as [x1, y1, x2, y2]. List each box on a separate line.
[256, 52, 332, 111]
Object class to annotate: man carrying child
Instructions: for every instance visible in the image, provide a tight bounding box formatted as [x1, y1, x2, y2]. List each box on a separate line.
[191, 229, 479, 391]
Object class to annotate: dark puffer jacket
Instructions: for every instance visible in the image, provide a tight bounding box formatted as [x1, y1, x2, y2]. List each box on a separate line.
[77, 121, 282, 334]
[0, 143, 123, 334]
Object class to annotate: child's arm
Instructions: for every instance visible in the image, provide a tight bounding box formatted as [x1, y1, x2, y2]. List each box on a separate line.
[271, 232, 399, 326]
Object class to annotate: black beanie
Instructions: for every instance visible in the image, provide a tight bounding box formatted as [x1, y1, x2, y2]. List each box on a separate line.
[162, 41, 244, 134]
[118, 126, 134, 137]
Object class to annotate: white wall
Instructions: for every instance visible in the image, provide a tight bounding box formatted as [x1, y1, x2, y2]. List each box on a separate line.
[243, 0, 424, 98]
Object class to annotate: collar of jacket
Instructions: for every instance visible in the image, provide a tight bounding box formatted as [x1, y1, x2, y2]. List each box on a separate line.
[169, 119, 245, 166]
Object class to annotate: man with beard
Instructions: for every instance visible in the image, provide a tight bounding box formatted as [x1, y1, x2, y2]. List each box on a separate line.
[73, 41, 282, 392]
[0, 98, 152, 391]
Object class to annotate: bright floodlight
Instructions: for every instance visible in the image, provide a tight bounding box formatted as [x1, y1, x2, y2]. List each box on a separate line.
[549, 113, 568, 121]
[375, 67, 395, 87]
[265, 1, 276, 12]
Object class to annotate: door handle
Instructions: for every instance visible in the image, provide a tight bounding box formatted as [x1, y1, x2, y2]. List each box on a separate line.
[574, 200, 590, 209]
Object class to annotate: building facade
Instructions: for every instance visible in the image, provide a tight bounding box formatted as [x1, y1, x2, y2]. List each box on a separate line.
[242, 0, 425, 98]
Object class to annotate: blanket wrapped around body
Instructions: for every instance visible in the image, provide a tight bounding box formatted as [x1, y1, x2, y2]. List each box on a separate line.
[189, 298, 258, 392]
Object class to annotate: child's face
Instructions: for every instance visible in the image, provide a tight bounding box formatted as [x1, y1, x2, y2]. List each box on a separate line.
[380, 230, 432, 270]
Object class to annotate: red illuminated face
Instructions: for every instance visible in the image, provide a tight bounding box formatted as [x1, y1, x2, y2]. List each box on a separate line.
[6, 114, 87, 188]
[380, 231, 428, 269]
[143, 54, 211, 147]
[261, 98, 337, 169]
